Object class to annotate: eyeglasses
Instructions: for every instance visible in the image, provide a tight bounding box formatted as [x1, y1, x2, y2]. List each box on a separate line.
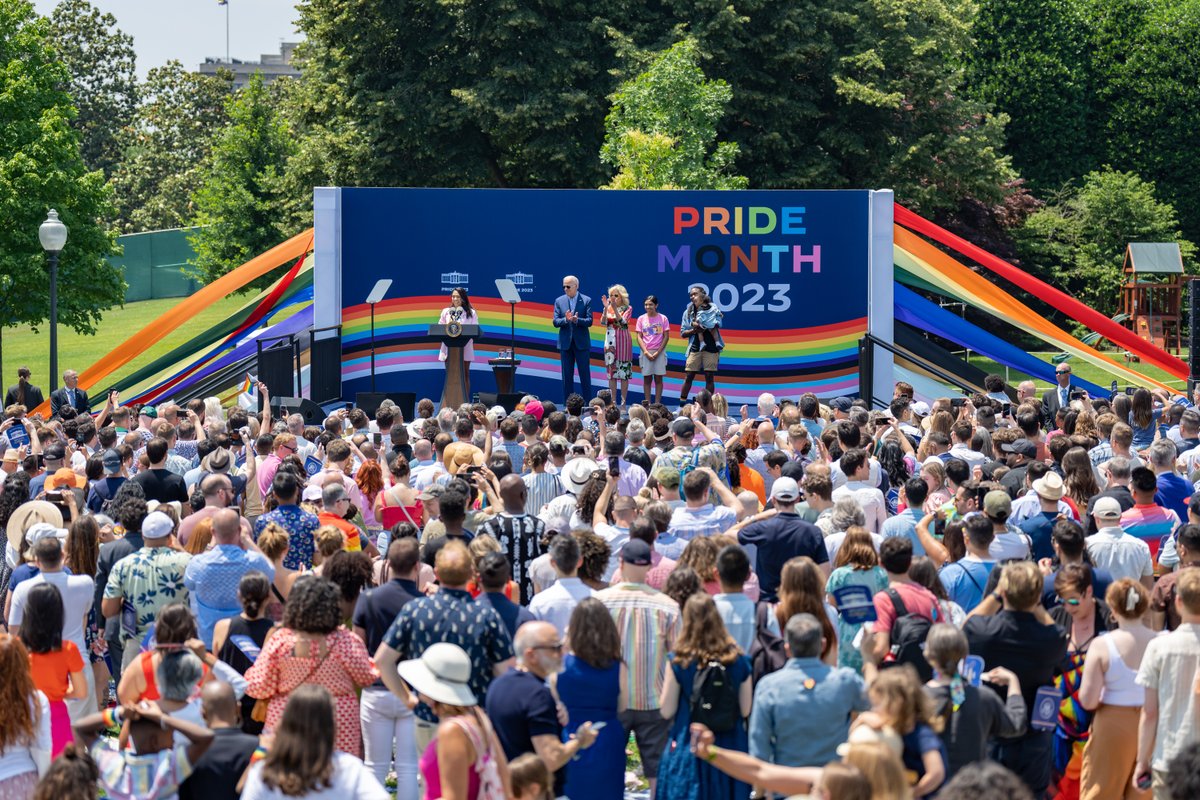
[1056, 370, 1071, 376]
[1057, 596, 1082, 606]
[533, 642, 564, 652]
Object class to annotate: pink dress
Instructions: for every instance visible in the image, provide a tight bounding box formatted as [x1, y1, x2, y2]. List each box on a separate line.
[438, 308, 478, 362]
[419, 717, 483, 800]
[244, 627, 378, 756]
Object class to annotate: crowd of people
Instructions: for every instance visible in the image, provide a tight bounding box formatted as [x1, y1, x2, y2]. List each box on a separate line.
[1, 363, 1199, 800]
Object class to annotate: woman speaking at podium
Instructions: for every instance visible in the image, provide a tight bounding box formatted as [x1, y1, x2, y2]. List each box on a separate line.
[438, 287, 478, 402]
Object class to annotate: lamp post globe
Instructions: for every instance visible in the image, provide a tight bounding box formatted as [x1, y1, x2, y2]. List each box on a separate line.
[39, 210, 68, 393]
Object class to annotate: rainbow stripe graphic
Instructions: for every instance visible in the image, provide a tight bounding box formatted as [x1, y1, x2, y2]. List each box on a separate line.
[340, 296, 865, 403]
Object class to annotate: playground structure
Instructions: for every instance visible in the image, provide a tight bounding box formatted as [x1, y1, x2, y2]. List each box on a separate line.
[1120, 242, 1186, 354]
[36, 196, 1191, 418]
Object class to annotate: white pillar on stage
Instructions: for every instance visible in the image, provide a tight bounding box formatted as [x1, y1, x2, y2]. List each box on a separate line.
[867, 189, 895, 407]
[313, 186, 344, 332]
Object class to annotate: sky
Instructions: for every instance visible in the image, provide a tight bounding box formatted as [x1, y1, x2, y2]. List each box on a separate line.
[33, 0, 304, 79]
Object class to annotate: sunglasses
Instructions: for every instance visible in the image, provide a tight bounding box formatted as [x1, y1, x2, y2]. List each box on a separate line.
[533, 642, 564, 652]
[1058, 596, 1082, 606]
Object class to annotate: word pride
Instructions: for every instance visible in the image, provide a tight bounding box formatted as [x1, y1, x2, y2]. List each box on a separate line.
[659, 206, 821, 274]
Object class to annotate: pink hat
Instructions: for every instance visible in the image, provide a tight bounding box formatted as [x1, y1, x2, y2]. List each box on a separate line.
[523, 399, 544, 422]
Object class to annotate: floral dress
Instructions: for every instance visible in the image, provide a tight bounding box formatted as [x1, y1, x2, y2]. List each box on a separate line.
[244, 627, 378, 756]
[604, 304, 633, 379]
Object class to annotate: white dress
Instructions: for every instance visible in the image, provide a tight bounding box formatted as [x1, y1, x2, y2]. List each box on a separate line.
[438, 308, 478, 362]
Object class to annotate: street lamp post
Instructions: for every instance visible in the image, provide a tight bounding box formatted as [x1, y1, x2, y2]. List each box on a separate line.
[39, 210, 68, 393]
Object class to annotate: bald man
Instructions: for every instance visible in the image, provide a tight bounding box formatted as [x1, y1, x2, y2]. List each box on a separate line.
[180, 681, 259, 800]
[553, 274, 592, 401]
[178, 473, 254, 547]
[184, 507, 274, 647]
[477, 473, 547, 604]
[486, 621, 599, 798]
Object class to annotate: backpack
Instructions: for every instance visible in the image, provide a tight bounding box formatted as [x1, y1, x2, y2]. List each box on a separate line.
[689, 660, 741, 733]
[881, 587, 936, 682]
[748, 601, 788, 685]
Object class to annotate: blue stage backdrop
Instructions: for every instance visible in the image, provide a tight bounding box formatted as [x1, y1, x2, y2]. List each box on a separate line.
[314, 188, 890, 406]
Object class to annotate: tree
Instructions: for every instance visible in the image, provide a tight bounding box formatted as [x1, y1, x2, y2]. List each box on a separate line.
[1087, 0, 1200, 240]
[966, 0, 1096, 192]
[189, 73, 297, 287]
[47, 0, 137, 179]
[829, 0, 1016, 212]
[286, 0, 624, 197]
[0, 0, 123, 335]
[110, 61, 232, 233]
[1015, 168, 1196, 318]
[600, 39, 747, 190]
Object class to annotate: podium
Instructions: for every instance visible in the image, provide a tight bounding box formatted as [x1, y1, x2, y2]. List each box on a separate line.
[429, 323, 479, 409]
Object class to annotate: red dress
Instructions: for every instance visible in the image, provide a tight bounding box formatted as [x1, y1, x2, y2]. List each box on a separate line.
[245, 627, 378, 755]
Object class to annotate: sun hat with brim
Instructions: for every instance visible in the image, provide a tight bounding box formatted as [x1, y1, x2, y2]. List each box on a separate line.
[398, 642, 477, 708]
[443, 442, 484, 475]
[561, 458, 600, 495]
[6, 501, 64, 553]
[1032, 472, 1064, 501]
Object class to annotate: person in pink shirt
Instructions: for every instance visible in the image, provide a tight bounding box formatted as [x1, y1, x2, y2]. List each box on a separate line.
[634, 295, 670, 405]
[257, 433, 298, 497]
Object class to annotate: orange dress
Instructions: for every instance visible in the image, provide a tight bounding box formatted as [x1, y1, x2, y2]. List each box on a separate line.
[244, 627, 378, 755]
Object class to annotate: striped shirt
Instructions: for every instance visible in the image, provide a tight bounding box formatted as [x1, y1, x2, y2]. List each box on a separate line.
[523, 471, 564, 517]
[1120, 503, 1180, 563]
[596, 582, 680, 710]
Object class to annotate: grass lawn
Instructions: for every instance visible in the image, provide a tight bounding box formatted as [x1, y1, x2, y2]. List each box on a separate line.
[0, 294, 250, 391]
[965, 349, 1189, 394]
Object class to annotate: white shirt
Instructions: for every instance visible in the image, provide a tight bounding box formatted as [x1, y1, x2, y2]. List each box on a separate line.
[948, 444, 988, 471]
[528, 576, 594, 635]
[241, 751, 390, 800]
[667, 504, 739, 543]
[829, 458, 881, 491]
[1087, 525, 1154, 582]
[0, 692, 50, 781]
[1136, 622, 1200, 771]
[9, 570, 95, 656]
[1009, 490, 1074, 526]
[988, 525, 1032, 561]
[594, 522, 629, 582]
[831, 481, 887, 533]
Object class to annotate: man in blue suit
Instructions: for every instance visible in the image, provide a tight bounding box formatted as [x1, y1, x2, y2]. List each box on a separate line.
[553, 274, 593, 401]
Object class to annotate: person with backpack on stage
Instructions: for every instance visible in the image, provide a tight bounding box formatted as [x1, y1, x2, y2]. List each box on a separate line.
[657, 593, 753, 800]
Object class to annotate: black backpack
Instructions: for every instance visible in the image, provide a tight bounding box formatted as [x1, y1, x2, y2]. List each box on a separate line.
[749, 601, 787, 685]
[689, 660, 740, 733]
[882, 588, 936, 682]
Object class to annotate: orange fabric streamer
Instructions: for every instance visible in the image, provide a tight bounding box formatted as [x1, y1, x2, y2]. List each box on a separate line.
[33, 229, 314, 417]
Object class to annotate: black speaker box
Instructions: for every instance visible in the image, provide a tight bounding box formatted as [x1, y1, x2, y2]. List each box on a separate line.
[270, 397, 326, 424]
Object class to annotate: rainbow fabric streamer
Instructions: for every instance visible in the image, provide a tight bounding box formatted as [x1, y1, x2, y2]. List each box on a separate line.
[893, 283, 1109, 397]
[894, 225, 1179, 394]
[895, 204, 1187, 379]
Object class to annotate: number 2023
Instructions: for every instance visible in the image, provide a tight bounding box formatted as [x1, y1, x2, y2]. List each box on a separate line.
[686, 282, 791, 313]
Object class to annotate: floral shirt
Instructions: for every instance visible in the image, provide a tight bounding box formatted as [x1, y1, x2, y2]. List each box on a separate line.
[254, 504, 320, 570]
[382, 587, 513, 723]
[104, 546, 192, 648]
